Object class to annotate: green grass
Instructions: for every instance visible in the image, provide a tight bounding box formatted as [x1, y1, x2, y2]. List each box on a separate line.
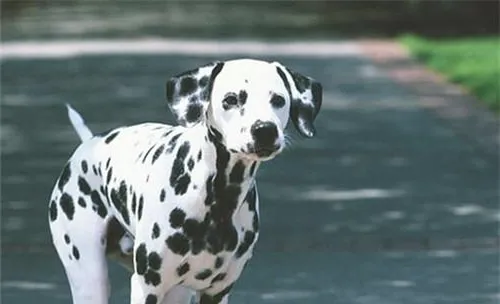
[400, 35, 499, 112]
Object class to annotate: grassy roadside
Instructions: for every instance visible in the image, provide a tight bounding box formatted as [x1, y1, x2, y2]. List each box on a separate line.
[400, 35, 499, 112]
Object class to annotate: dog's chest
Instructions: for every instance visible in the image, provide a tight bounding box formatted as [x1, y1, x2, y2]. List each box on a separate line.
[175, 203, 259, 290]
[158, 173, 260, 290]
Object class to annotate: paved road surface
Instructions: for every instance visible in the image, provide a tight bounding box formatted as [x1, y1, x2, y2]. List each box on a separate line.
[1, 42, 499, 303]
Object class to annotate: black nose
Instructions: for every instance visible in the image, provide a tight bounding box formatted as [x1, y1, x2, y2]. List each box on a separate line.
[251, 120, 278, 147]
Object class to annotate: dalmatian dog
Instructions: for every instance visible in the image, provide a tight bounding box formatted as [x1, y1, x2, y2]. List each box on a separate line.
[48, 59, 322, 304]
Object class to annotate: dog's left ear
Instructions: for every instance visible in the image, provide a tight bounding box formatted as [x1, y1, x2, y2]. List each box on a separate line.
[166, 61, 225, 127]
[273, 62, 322, 138]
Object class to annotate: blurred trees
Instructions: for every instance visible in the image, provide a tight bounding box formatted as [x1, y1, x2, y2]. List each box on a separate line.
[2, 0, 498, 38]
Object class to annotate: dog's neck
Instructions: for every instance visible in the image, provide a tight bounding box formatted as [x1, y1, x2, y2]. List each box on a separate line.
[192, 122, 260, 223]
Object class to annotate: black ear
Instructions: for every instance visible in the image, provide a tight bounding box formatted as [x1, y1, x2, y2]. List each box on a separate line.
[274, 62, 322, 138]
[166, 62, 224, 127]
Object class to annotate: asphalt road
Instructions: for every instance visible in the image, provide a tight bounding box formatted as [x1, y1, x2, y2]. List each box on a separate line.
[1, 46, 499, 303]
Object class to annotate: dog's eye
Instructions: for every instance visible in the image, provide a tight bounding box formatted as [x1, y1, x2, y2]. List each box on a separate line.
[270, 94, 285, 108]
[222, 94, 238, 109]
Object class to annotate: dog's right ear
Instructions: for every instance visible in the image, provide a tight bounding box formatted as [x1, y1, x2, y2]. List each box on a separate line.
[166, 62, 225, 127]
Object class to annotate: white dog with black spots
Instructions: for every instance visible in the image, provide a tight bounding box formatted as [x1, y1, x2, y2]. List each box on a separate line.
[48, 59, 322, 304]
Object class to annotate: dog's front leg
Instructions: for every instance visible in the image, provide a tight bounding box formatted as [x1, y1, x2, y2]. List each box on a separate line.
[130, 221, 187, 304]
[129, 242, 178, 304]
[131, 272, 162, 304]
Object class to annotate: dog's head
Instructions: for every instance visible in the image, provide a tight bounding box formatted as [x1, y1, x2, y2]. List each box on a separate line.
[166, 59, 322, 161]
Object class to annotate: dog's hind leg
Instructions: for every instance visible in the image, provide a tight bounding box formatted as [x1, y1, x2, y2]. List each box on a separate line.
[49, 160, 111, 304]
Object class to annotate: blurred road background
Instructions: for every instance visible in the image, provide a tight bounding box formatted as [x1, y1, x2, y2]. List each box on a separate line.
[1, 1, 499, 303]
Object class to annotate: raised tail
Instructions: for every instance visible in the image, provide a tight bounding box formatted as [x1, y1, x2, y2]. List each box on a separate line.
[66, 104, 93, 142]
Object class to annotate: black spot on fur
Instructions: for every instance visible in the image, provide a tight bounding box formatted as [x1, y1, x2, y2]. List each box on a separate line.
[195, 269, 212, 280]
[144, 270, 161, 286]
[186, 103, 203, 123]
[104, 132, 119, 144]
[176, 262, 190, 276]
[135, 243, 148, 275]
[64, 234, 70, 244]
[159, 189, 166, 202]
[105, 158, 111, 169]
[110, 182, 130, 225]
[229, 161, 245, 183]
[203, 139, 242, 253]
[206, 223, 238, 254]
[286, 67, 311, 93]
[214, 256, 224, 269]
[131, 193, 137, 215]
[179, 76, 197, 96]
[106, 168, 113, 185]
[170, 141, 191, 195]
[49, 199, 58, 221]
[183, 218, 207, 241]
[270, 93, 286, 108]
[244, 185, 256, 208]
[58, 163, 71, 191]
[276, 66, 291, 95]
[81, 160, 88, 173]
[207, 126, 223, 143]
[166, 133, 181, 153]
[199, 284, 233, 304]
[72, 246, 80, 260]
[100, 185, 107, 197]
[236, 231, 256, 258]
[90, 190, 107, 218]
[78, 196, 87, 208]
[175, 174, 191, 196]
[142, 145, 156, 163]
[249, 162, 257, 176]
[137, 195, 144, 220]
[187, 157, 195, 171]
[165, 233, 189, 256]
[246, 186, 259, 231]
[92, 165, 98, 176]
[204, 174, 215, 206]
[163, 129, 173, 138]
[77, 176, 92, 195]
[145, 294, 158, 304]
[60, 193, 75, 220]
[152, 145, 164, 164]
[197, 150, 202, 161]
[199, 76, 209, 87]
[211, 273, 226, 284]
[238, 90, 248, 105]
[169, 208, 186, 228]
[152, 223, 160, 239]
[148, 252, 162, 270]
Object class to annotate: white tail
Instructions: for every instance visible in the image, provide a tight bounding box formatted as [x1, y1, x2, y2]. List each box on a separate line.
[66, 104, 93, 142]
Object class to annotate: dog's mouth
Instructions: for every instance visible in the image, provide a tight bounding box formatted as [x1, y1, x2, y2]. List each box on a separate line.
[243, 143, 282, 160]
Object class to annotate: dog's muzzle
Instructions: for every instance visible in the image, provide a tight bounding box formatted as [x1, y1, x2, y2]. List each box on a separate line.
[249, 120, 281, 157]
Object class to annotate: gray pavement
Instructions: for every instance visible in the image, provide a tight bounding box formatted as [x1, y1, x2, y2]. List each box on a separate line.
[1, 42, 499, 304]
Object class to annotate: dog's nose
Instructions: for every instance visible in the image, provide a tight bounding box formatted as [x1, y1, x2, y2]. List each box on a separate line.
[251, 120, 278, 147]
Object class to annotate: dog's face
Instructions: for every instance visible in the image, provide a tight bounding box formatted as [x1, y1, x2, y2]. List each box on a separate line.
[166, 59, 322, 161]
[207, 60, 291, 160]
